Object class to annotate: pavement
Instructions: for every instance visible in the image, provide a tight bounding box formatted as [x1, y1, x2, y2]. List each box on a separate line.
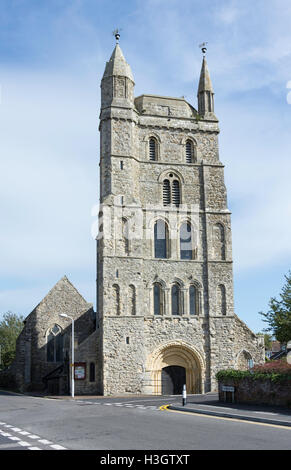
[167, 393, 291, 427]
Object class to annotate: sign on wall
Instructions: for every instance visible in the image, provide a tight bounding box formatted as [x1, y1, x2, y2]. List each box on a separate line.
[74, 363, 86, 380]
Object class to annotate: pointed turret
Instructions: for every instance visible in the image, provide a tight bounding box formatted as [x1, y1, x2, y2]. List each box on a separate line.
[197, 56, 216, 118]
[101, 40, 135, 110]
[102, 43, 134, 82]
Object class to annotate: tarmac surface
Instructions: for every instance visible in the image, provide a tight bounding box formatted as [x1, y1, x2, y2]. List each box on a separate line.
[12, 389, 291, 428]
[167, 393, 291, 427]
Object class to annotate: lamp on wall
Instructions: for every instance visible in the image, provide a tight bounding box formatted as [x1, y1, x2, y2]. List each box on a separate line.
[59, 314, 75, 398]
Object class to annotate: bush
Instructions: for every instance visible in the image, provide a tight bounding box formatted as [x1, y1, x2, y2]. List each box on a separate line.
[216, 360, 291, 384]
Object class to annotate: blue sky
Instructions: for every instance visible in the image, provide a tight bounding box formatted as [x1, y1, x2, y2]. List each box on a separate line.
[0, 0, 291, 333]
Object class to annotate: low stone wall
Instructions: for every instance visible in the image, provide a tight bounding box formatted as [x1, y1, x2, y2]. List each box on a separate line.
[218, 378, 291, 407]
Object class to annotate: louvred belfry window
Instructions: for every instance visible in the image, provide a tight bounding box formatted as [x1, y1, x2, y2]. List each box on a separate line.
[149, 138, 157, 161]
[163, 180, 171, 206]
[186, 140, 193, 163]
[162, 176, 181, 207]
[172, 180, 180, 207]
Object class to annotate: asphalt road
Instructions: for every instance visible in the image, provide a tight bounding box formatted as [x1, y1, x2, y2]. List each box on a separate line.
[0, 391, 290, 451]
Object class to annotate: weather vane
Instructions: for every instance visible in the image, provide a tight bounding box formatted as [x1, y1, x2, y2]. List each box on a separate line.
[112, 28, 122, 43]
[199, 42, 208, 55]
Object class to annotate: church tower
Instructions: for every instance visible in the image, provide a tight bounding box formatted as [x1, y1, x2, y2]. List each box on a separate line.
[97, 38, 264, 396]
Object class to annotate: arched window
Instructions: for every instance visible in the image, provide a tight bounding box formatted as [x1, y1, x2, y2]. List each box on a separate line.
[213, 223, 225, 260]
[129, 284, 136, 315]
[153, 283, 163, 315]
[89, 363, 95, 382]
[47, 324, 63, 363]
[186, 140, 194, 163]
[163, 179, 171, 206]
[172, 180, 180, 207]
[154, 220, 169, 259]
[149, 138, 157, 161]
[171, 284, 181, 315]
[113, 284, 120, 315]
[189, 285, 200, 315]
[217, 284, 226, 316]
[162, 176, 181, 207]
[180, 222, 194, 260]
[237, 351, 252, 371]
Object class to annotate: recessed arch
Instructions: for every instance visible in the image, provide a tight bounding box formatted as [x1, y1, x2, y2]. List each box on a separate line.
[158, 169, 185, 184]
[235, 350, 253, 370]
[145, 341, 205, 395]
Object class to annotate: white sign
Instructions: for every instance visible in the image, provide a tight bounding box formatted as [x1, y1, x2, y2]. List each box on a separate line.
[221, 385, 235, 392]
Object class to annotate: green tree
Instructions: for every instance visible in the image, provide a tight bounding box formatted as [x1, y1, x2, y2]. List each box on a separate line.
[0, 312, 24, 369]
[256, 333, 273, 351]
[259, 271, 291, 344]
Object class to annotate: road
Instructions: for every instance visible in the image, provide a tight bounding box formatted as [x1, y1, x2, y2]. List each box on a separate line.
[0, 391, 290, 451]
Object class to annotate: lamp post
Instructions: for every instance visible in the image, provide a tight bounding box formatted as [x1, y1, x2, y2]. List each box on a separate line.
[59, 314, 75, 398]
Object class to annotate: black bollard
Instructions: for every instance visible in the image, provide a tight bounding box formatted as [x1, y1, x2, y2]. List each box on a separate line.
[182, 384, 187, 406]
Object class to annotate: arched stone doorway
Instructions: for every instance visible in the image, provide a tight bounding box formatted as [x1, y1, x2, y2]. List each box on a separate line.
[144, 341, 205, 395]
[162, 365, 186, 395]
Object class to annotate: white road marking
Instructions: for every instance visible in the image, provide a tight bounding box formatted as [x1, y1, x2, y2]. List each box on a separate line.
[18, 441, 31, 447]
[0, 422, 67, 450]
[38, 439, 53, 445]
[50, 444, 67, 450]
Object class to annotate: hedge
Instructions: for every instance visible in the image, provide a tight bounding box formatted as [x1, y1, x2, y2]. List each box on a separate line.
[216, 360, 291, 384]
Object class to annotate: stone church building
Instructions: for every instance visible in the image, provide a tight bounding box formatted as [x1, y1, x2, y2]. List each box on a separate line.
[1, 39, 265, 396]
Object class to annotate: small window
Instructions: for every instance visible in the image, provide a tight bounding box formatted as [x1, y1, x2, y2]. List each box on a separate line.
[189, 285, 200, 315]
[126, 337, 130, 344]
[186, 140, 193, 163]
[171, 284, 181, 315]
[154, 220, 169, 259]
[89, 363, 95, 382]
[154, 283, 163, 315]
[162, 177, 181, 207]
[217, 284, 226, 316]
[120, 161, 124, 169]
[180, 222, 193, 260]
[163, 180, 171, 206]
[149, 138, 157, 161]
[172, 180, 180, 207]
